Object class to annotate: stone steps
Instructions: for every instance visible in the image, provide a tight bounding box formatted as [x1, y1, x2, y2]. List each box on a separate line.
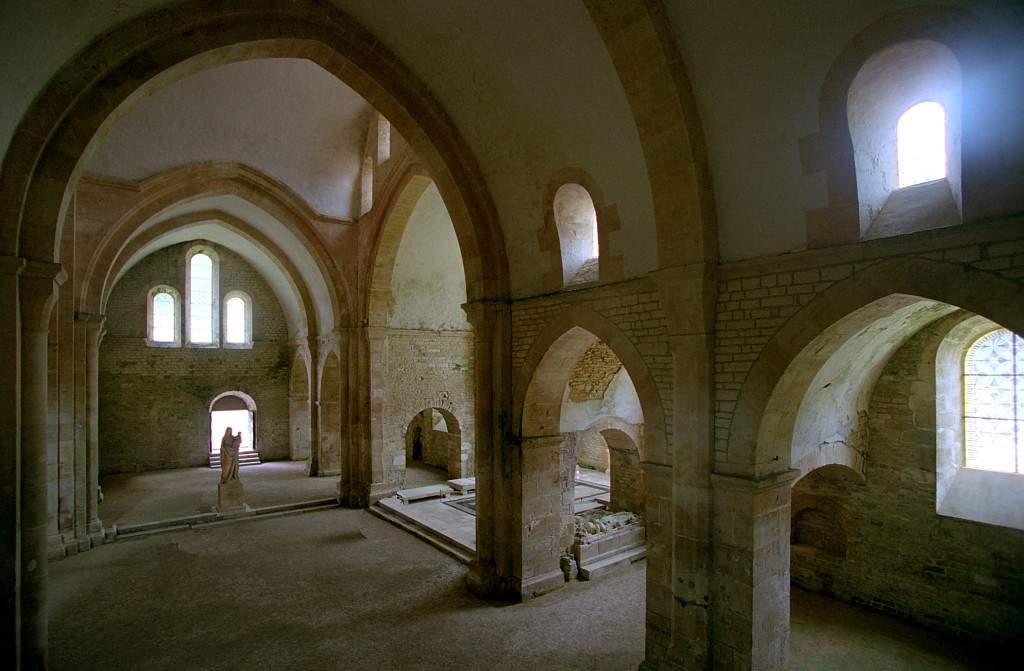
[111, 497, 339, 541]
[209, 450, 261, 469]
[577, 544, 646, 581]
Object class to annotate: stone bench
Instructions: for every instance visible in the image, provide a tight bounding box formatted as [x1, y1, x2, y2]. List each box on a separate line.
[396, 484, 452, 504]
[446, 477, 476, 494]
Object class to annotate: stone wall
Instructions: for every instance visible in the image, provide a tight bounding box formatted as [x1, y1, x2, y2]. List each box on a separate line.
[99, 241, 291, 473]
[790, 319, 1024, 644]
[714, 221, 1024, 464]
[404, 409, 458, 473]
[568, 341, 621, 401]
[383, 330, 474, 485]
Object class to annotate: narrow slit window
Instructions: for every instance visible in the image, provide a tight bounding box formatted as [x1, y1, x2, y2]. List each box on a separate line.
[897, 101, 947, 188]
[964, 328, 1023, 473]
[151, 292, 175, 342]
[189, 253, 214, 344]
[225, 296, 246, 344]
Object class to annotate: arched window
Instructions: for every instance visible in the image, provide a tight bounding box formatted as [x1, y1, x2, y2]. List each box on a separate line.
[846, 40, 962, 239]
[897, 101, 947, 188]
[186, 246, 218, 345]
[553, 183, 599, 286]
[223, 290, 252, 348]
[146, 285, 180, 347]
[964, 328, 1023, 473]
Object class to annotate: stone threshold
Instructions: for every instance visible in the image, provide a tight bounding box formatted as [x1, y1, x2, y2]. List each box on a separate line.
[109, 497, 340, 541]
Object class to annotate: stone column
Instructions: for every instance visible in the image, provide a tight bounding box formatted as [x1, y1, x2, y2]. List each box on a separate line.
[0, 256, 25, 666]
[463, 300, 514, 599]
[710, 469, 798, 671]
[651, 264, 716, 670]
[517, 434, 571, 599]
[365, 326, 391, 502]
[83, 314, 105, 538]
[306, 337, 321, 477]
[344, 328, 372, 506]
[20, 260, 65, 670]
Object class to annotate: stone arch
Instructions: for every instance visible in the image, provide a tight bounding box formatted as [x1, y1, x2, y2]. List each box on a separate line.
[513, 305, 665, 464]
[403, 407, 465, 478]
[599, 426, 645, 515]
[209, 390, 258, 454]
[79, 163, 345, 335]
[805, 5, 1005, 246]
[366, 165, 433, 328]
[289, 350, 312, 462]
[318, 351, 343, 478]
[537, 168, 622, 292]
[583, 0, 717, 267]
[1, 0, 509, 309]
[96, 209, 317, 341]
[726, 257, 1024, 474]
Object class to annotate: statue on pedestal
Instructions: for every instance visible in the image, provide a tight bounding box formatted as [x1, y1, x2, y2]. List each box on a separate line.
[220, 427, 241, 483]
[218, 427, 245, 512]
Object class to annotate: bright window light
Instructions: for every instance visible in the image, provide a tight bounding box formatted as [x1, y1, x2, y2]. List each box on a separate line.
[964, 328, 1023, 474]
[151, 292, 175, 342]
[897, 101, 946, 187]
[210, 409, 253, 453]
[225, 296, 246, 344]
[189, 253, 214, 343]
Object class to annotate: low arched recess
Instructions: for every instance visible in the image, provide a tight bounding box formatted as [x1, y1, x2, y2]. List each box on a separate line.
[726, 257, 1024, 476]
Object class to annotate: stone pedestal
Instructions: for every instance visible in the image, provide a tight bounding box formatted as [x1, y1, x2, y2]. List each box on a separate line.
[218, 481, 245, 512]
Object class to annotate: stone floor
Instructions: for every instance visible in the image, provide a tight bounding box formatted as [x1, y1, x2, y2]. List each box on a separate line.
[376, 466, 613, 554]
[99, 460, 338, 527]
[50, 505, 1003, 670]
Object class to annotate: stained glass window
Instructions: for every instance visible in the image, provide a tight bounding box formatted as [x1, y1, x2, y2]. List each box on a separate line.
[151, 291, 175, 342]
[189, 253, 214, 343]
[964, 328, 1023, 473]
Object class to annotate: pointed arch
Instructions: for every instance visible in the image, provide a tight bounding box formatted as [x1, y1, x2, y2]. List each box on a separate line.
[513, 304, 666, 465]
[1, 0, 509, 308]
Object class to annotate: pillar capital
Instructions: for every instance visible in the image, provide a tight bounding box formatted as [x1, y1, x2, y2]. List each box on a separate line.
[461, 299, 509, 336]
[20, 259, 66, 334]
[76, 312, 107, 344]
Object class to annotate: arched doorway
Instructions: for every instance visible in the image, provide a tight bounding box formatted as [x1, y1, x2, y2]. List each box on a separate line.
[517, 323, 656, 596]
[209, 391, 258, 469]
[404, 407, 464, 481]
